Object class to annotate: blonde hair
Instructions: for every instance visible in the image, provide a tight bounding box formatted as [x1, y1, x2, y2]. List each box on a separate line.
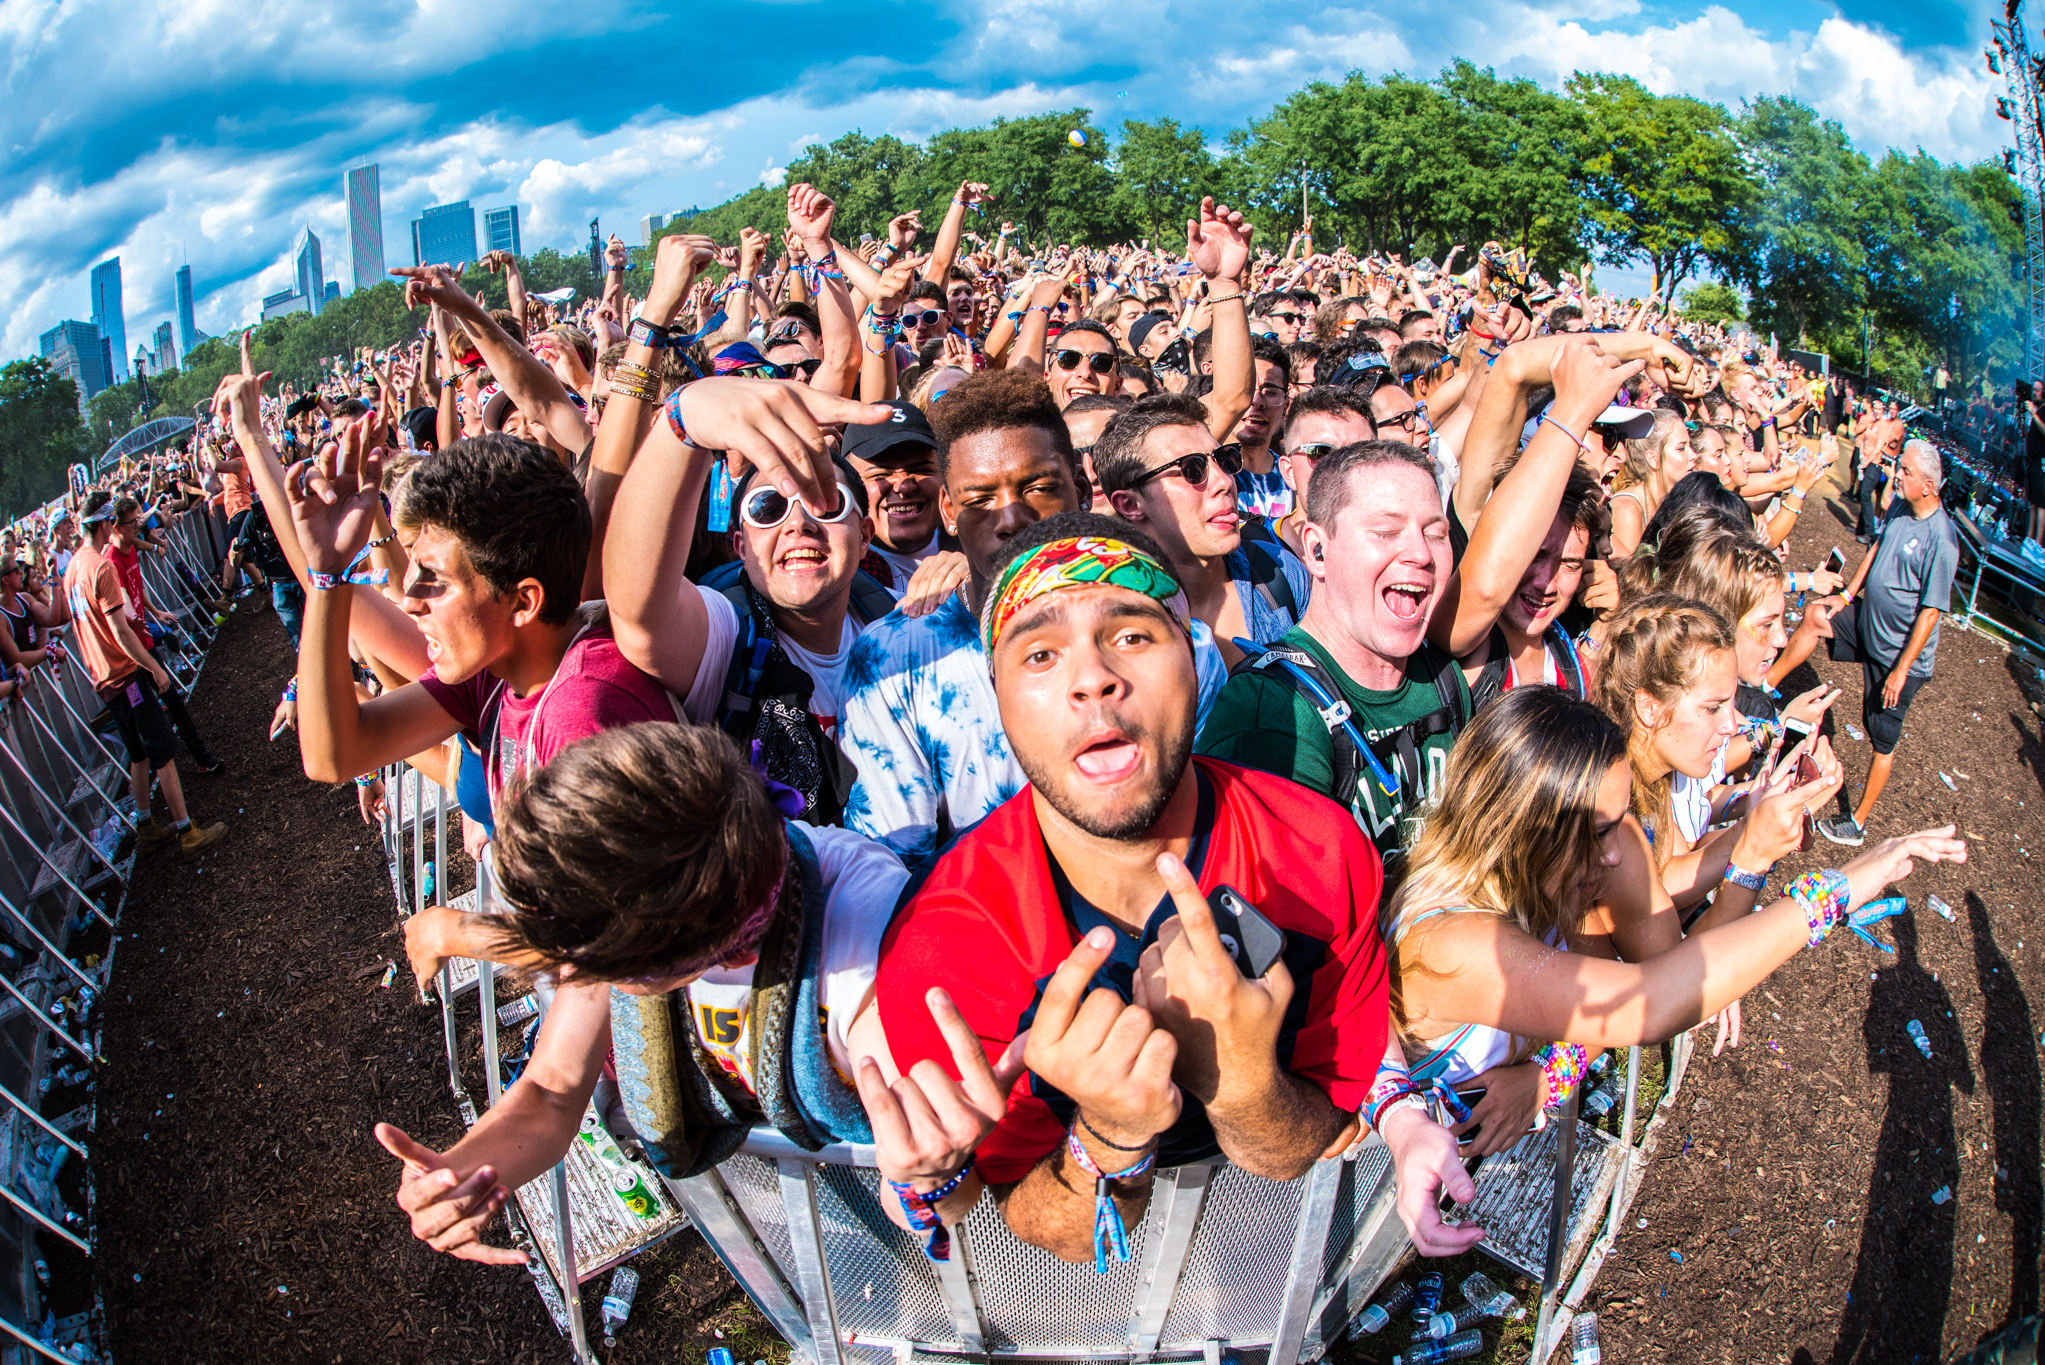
[1589, 595, 1736, 861]
[1385, 687, 1628, 1035]
[1615, 410, 1686, 496]
[1620, 508, 1783, 628]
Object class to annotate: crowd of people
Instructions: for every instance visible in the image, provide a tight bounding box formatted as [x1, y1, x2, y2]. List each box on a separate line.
[7, 182, 1975, 1297]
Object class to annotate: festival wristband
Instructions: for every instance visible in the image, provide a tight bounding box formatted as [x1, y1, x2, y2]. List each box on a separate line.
[306, 568, 384, 590]
[1722, 861, 1770, 893]
[1064, 1127, 1156, 1274]
[888, 1155, 974, 1262]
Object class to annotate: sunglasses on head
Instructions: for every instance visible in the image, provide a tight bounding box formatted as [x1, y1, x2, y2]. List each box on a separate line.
[1053, 349, 1117, 375]
[1132, 443, 1243, 489]
[739, 481, 860, 531]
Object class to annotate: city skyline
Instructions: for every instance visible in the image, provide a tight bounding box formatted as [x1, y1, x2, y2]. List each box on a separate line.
[0, 0, 2008, 365]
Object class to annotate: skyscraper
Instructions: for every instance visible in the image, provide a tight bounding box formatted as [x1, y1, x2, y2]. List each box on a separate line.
[39, 320, 110, 412]
[345, 163, 385, 293]
[294, 227, 325, 316]
[175, 264, 198, 354]
[411, 201, 477, 267]
[640, 213, 666, 245]
[89, 258, 128, 382]
[484, 205, 521, 257]
[153, 321, 175, 372]
[262, 288, 309, 321]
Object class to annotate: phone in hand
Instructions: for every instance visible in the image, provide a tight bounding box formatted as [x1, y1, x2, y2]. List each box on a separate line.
[1824, 546, 1846, 577]
[1791, 744, 1822, 849]
[1209, 885, 1286, 979]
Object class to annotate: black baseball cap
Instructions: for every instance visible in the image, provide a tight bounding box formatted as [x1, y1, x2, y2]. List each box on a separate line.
[842, 402, 937, 465]
[1128, 312, 1173, 353]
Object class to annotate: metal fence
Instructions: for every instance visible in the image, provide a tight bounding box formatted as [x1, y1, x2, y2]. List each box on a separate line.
[375, 745, 1698, 1364]
[0, 500, 235, 1363]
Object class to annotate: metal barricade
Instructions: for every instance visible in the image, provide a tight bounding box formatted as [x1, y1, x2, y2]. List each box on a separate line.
[0, 501, 231, 1362]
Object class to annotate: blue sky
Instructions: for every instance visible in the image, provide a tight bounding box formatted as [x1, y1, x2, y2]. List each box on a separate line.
[0, 0, 2013, 365]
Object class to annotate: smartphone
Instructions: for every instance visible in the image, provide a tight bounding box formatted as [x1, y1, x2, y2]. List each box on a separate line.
[1793, 747, 1821, 849]
[1209, 885, 1286, 979]
[1824, 546, 1845, 577]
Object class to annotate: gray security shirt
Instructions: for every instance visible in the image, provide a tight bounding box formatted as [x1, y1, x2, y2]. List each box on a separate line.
[1859, 501, 1959, 678]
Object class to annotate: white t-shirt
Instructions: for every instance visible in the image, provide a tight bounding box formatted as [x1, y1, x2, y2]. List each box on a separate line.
[1671, 742, 1729, 845]
[870, 530, 940, 593]
[696, 589, 862, 739]
[685, 823, 909, 1095]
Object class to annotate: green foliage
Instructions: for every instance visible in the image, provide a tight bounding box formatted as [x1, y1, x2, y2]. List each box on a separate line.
[1570, 73, 1753, 303]
[1677, 280, 1746, 326]
[1111, 118, 1217, 244]
[0, 359, 92, 518]
[922, 109, 1119, 245]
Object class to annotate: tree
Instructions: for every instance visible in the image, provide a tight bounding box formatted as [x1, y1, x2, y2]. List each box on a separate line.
[0, 359, 91, 518]
[781, 132, 929, 242]
[1678, 280, 1746, 326]
[1437, 62, 1590, 271]
[1111, 118, 1217, 243]
[1569, 74, 1756, 304]
[920, 109, 1120, 245]
[1737, 97, 1870, 349]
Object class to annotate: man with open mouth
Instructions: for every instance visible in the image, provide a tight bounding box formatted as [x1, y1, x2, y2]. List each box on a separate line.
[842, 401, 951, 593]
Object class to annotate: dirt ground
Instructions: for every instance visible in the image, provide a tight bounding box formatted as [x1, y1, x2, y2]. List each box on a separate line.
[1587, 475, 2045, 1365]
[93, 599, 772, 1362]
[94, 460, 2045, 1364]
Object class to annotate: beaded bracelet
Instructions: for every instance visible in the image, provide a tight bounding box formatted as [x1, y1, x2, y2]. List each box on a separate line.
[282, 675, 297, 703]
[354, 772, 380, 788]
[1785, 868, 1851, 944]
[1064, 1127, 1156, 1274]
[888, 1154, 973, 1262]
[1533, 1041, 1590, 1110]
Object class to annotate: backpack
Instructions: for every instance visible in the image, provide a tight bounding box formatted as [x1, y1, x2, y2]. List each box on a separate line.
[1234, 527, 1301, 623]
[1467, 623, 1586, 715]
[696, 562, 897, 824]
[1234, 638, 1469, 819]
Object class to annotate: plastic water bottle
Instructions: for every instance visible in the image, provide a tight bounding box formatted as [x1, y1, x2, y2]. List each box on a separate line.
[496, 994, 540, 1028]
[1427, 1302, 1493, 1339]
[600, 1266, 640, 1347]
[1461, 1271, 1514, 1316]
[1412, 1270, 1445, 1321]
[706, 1351, 736, 1365]
[1346, 1280, 1415, 1338]
[1571, 1311, 1603, 1364]
[1907, 1020, 1933, 1059]
[1396, 1328, 1484, 1364]
[421, 860, 436, 903]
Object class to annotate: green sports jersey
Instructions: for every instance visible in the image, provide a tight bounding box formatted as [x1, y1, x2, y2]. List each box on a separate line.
[1196, 626, 1467, 859]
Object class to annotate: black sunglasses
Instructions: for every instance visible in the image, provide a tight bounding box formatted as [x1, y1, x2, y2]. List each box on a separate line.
[1053, 349, 1117, 375]
[743, 357, 823, 381]
[1132, 444, 1243, 489]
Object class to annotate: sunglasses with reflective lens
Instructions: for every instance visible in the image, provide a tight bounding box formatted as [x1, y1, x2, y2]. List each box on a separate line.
[1284, 442, 1340, 462]
[1053, 349, 1117, 375]
[739, 481, 861, 530]
[1132, 443, 1244, 489]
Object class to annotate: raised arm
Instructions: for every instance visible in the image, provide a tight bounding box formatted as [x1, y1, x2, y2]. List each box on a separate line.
[393, 265, 592, 459]
[921, 181, 989, 286]
[1431, 342, 1641, 656]
[1187, 198, 1255, 442]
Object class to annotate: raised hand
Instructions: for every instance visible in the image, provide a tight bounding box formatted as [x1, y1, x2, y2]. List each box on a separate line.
[1023, 926, 1181, 1150]
[1185, 198, 1252, 282]
[856, 987, 1026, 1185]
[958, 181, 992, 206]
[786, 183, 838, 250]
[896, 550, 970, 618]
[888, 210, 922, 249]
[668, 378, 891, 510]
[644, 232, 717, 325]
[391, 264, 470, 314]
[1840, 826, 1966, 910]
[373, 1124, 522, 1265]
[1132, 853, 1289, 1111]
[738, 226, 771, 272]
[604, 234, 629, 271]
[282, 417, 386, 577]
[1549, 340, 1645, 425]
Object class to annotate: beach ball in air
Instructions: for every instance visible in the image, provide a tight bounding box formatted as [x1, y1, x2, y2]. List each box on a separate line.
[1068, 129, 1087, 148]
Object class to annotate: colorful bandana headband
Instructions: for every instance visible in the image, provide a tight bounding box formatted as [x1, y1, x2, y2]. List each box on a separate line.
[981, 535, 1187, 655]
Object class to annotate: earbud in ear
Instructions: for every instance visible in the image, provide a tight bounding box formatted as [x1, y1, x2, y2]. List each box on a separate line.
[1313, 543, 1325, 561]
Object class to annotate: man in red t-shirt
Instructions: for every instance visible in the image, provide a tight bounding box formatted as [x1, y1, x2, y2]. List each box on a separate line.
[874, 510, 1390, 1266]
[62, 494, 228, 859]
[108, 497, 223, 772]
